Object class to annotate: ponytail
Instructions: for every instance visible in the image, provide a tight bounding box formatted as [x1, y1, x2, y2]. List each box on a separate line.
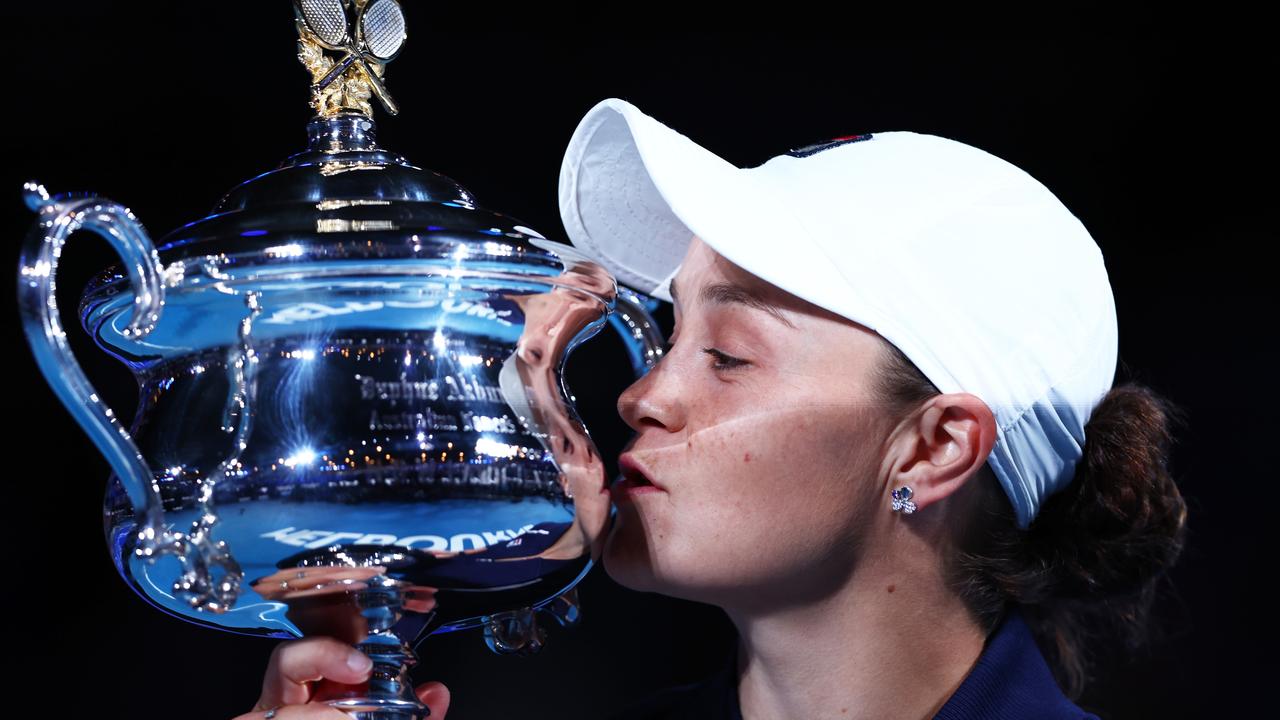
[873, 341, 1191, 700]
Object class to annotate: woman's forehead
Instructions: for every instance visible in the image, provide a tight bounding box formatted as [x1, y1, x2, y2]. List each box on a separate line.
[670, 242, 879, 340]
[670, 262, 832, 324]
[672, 237, 778, 303]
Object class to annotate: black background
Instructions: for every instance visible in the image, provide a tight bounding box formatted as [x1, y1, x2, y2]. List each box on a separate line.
[4, 4, 1273, 718]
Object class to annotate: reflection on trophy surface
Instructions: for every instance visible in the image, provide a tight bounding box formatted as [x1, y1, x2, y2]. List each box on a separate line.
[16, 2, 666, 717]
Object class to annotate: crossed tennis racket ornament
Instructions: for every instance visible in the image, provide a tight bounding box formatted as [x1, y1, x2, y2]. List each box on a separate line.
[295, 0, 407, 116]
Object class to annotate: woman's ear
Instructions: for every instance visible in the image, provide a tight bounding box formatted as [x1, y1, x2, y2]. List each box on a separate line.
[887, 393, 996, 512]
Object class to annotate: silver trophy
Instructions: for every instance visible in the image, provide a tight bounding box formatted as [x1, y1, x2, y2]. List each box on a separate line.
[16, 2, 666, 717]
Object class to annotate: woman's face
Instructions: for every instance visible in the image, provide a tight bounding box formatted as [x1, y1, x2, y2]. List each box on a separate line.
[603, 236, 896, 610]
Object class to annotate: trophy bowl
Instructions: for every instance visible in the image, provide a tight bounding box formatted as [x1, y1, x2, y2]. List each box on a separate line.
[15, 4, 667, 717]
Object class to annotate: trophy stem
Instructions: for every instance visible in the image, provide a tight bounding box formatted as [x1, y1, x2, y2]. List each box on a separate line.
[328, 574, 432, 720]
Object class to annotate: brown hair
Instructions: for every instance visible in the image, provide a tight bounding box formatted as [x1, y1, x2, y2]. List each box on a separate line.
[870, 339, 1190, 701]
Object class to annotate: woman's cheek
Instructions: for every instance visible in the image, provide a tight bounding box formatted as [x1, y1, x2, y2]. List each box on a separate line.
[694, 448, 797, 553]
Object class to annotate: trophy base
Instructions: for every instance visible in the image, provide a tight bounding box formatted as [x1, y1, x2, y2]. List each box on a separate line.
[328, 697, 432, 719]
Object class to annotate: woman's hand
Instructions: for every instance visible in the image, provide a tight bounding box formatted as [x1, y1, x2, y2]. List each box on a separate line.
[231, 636, 451, 719]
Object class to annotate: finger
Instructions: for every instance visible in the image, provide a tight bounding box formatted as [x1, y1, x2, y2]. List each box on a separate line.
[256, 636, 375, 707]
[229, 704, 354, 720]
[415, 680, 451, 719]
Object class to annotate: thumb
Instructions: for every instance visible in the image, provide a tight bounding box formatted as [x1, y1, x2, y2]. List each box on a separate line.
[415, 680, 451, 719]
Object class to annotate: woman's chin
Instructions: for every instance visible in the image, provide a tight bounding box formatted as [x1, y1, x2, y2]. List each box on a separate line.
[601, 507, 719, 600]
[601, 523, 703, 600]
[601, 515, 659, 591]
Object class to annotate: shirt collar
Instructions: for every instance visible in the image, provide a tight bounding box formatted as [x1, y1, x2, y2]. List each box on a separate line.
[932, 605, 1087, 719]
[709, 605, 1086, 720]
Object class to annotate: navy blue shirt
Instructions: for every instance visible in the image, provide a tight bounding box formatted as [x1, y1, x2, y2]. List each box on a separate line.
[606, 605, 1101, 719]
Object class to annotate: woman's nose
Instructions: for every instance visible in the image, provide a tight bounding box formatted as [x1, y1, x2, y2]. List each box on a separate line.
[617, 362, 683, 434]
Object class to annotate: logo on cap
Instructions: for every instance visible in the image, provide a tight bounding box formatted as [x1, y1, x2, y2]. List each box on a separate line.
[785, 133, 873, 158]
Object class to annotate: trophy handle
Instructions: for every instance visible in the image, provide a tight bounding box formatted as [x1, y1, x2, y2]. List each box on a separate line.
[18, 181, 165, 519]
[475, 292, 663, 658]
[17, 182, 241, 611]
[606, 285, 668, 377]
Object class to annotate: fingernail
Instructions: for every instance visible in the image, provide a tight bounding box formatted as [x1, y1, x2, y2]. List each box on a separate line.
[348, 651, 373, 672]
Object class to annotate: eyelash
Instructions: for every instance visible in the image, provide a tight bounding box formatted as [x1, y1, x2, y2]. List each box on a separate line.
[660, 341, 748, 372]
[704, 347, 748, 371]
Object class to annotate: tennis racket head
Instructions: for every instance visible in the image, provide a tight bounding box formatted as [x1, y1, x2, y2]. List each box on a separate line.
[295, 0, 351, 50]
[357, 0, 407, 62]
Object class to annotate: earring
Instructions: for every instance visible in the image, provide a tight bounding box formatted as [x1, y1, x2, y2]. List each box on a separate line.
[891, 486, 917, 514]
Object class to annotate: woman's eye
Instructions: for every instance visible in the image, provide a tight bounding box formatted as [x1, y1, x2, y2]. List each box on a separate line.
[658, 338, 747, 372]
[701, 347, 747, 371]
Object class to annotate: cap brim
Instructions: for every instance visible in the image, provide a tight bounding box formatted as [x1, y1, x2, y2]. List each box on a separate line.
[557, 98, 764, 303]
[557, 98, 881, 343]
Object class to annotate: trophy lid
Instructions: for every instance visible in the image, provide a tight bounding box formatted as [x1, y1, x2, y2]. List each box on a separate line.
[125, 0, 597, 290]
[148, 111, 571, 272]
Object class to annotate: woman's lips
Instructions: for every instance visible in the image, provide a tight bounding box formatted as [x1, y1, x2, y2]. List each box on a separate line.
[610, 452, 666, 501]
[610, 478, 665, 501]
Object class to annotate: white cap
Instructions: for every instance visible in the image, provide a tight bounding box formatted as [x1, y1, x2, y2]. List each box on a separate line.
[557, 97, 1118, 530]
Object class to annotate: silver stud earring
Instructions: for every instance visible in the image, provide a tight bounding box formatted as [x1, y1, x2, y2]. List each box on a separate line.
[891, 486, 917, 514]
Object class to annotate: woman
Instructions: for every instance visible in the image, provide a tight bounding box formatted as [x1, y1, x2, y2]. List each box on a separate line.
[237, 99, 1189, 719]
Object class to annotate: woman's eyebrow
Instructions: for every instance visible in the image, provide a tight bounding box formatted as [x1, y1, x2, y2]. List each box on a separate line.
[669, 276, 796, 330]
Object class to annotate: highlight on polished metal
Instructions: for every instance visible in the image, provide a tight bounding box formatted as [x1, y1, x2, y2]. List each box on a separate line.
[17, 5, 666, 719]
[295, 0, 407, 116]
